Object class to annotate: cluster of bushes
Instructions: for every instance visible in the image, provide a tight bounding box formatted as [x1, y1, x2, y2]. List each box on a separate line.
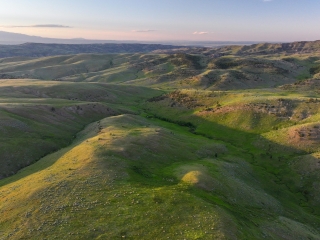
[213, 57, 240, 69]
[0, 74, 20, 79]
[147, 95, 167, 102]
[170, 54, 203, 70]
[150, 114, 196, 131]
[230, 70, 247, 80]
[310, 65, 320, 75]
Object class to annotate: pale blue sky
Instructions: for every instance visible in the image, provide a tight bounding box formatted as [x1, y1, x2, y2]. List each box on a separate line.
[0, 0, 319, 41]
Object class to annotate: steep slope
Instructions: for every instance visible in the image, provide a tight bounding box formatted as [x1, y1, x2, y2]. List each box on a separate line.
[144, 88, 320, 215]
[0, 79, 161, 179]
[1, 114, 320, 239]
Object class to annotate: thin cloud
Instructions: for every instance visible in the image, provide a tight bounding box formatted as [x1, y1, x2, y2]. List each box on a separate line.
[2, 24, 72, 28]
[193, 31, 209, 35]
[263, 0, 273, 2]
[132, 29, 156, 33]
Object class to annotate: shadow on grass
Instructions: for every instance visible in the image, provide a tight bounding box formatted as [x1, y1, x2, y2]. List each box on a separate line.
[1, 112, 320, 236]
[136, 110, 320, 214]
[88, 113, 320, 237]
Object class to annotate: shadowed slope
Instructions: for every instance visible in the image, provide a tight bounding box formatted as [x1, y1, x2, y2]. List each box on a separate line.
[0, 115, 236, 239]
[144, 88, 320, 216]
[1, 114, 320, 239]
[0, 79, 161, 179]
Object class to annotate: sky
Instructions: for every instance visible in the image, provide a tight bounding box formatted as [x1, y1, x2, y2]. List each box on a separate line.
[0, 0, 320, 42]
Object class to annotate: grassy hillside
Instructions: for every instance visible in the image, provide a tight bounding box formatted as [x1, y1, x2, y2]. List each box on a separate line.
[0, 52, 315, 90]
[144, 88, 320, 215]
[205, 40, 320, 56]
[1, 114, 320, 239]
[1, 44, 320, 239]
[0, 79, 161, 179]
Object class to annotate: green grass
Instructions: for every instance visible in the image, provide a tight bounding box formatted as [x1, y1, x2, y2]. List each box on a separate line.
[2, 114, 320, 239]
[0, 79, 162, 179]
[0, 52, 311, 90]
[1, 51, 320, 239]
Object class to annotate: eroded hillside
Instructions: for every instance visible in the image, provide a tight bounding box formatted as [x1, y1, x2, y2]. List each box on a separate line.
[0, 52, 317, 91]
[1, 42, 320, 239]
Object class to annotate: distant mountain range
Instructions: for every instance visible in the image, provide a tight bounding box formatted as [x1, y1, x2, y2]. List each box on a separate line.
[0, 30, 260, 47]
[0, 30, 143, 45]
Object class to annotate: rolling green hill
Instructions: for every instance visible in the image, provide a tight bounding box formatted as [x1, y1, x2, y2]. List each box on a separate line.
[0, 52, 317, 90]
[215, 40, 320, 55]
[0, 79, 161, 179]
[1, 41, 320, 239]
[1, 114, 320, 239]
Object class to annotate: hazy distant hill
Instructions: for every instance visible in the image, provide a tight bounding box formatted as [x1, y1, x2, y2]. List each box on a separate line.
[3, 40, 319, 59]
[0, 31, 132, 45]
[0, 51, 312, 90]
[0, 30, 261, 47]
[0, 42, 188, 58]
[213, 40, 320, 55]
